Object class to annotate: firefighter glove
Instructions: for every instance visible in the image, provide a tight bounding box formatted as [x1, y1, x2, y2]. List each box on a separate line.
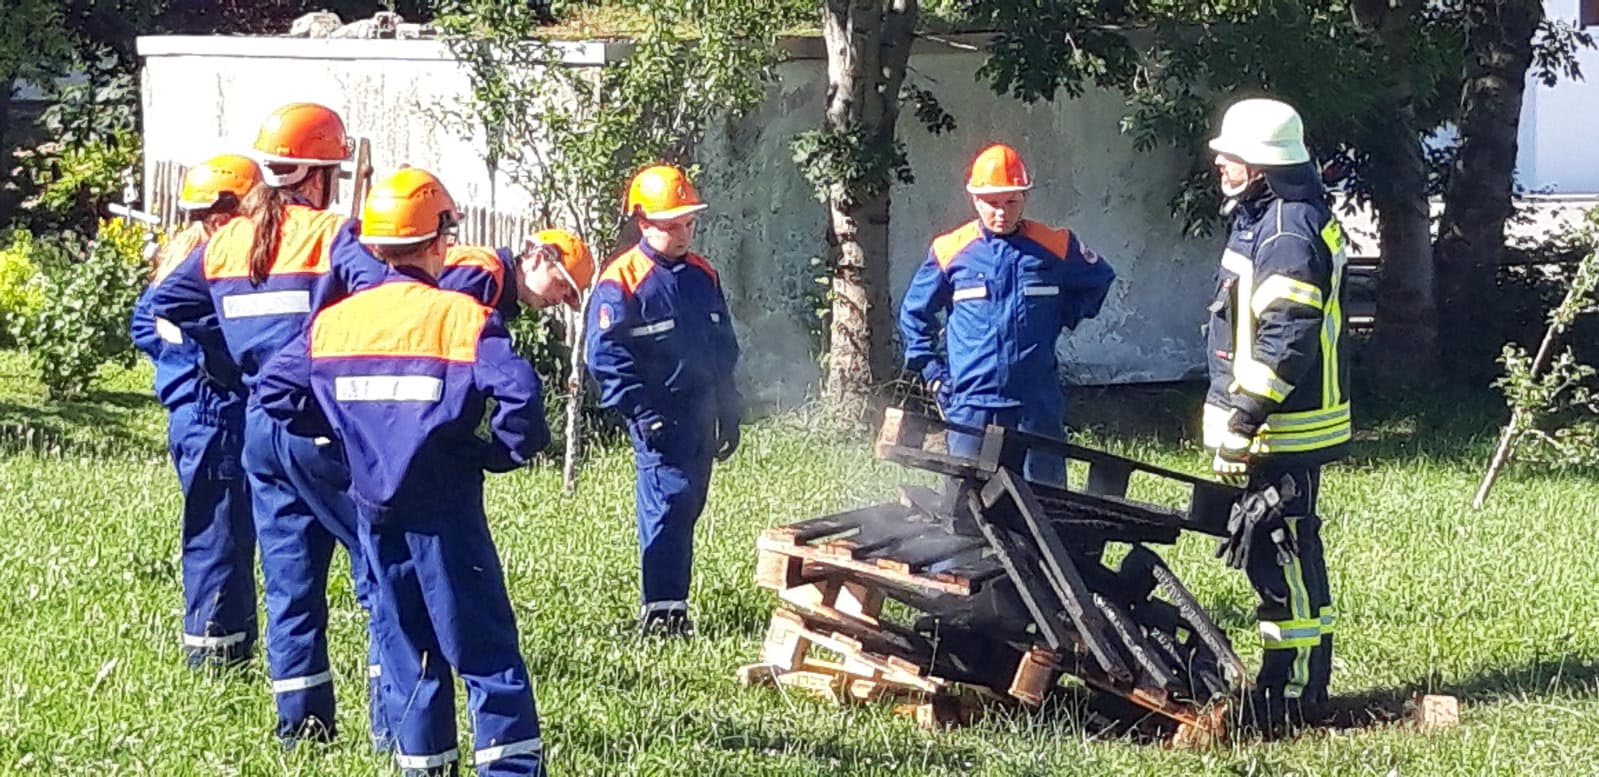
[1211, 430, 1253, 484]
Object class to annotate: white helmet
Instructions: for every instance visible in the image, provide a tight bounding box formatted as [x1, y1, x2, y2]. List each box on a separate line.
[1208, 98, 1310, 167]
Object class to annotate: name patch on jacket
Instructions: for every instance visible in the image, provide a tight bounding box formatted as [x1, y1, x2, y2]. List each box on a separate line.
[334, 375, 445, 402]
[222, 290, 312, 319]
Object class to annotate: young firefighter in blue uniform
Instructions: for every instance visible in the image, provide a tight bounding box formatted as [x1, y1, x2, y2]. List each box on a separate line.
[899, 144, 1117, 484]
[150, 103, 391, 747]
[258, 168, 554, 776]
[1204, 98, 1349, 730]
[130, 154, 260, 669]
[441, 228, 597, 316]
[586, 164, 741, 638]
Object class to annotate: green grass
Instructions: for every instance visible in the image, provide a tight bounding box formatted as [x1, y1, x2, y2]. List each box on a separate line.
[3, 351, 1599, 775]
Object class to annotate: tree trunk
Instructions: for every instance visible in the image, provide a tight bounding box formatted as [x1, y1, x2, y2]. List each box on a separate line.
[821, 0, 917, 423]
[1352, 0, 1439, 384]
[1435, 0, 1544, 387]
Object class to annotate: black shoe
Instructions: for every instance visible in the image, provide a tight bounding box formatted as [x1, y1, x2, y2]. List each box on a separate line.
[640, 606, 694, 639]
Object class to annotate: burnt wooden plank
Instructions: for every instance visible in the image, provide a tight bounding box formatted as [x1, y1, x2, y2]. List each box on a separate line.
[863, 533, 990, 571]
[983, 470, 1134, 686]
[1140, 549, 1249, 683]
[1094, 592, 1180, 694]
[965, 489, 1074, 652]
[773, 503, 912, 544]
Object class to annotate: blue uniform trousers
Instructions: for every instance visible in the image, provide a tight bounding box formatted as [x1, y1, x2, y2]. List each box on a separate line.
[942, 403, 1068, 488]
[166, 403, 257, 663]
[630, 414, 716, 610]
[1245, 463, 1333, 724]
[359, 475, 545, 777]
[242, 403, 391, 746]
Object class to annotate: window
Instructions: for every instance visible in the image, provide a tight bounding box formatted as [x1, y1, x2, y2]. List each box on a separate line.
[1585, 0, 1599, 28]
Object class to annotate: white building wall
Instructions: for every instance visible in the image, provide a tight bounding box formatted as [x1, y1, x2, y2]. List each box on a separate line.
[1518, 1, 1599, 194]
[138, 36, 1221, 405]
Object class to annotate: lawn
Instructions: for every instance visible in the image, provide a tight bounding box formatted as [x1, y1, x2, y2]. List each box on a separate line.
[2, 350, 1598, 775]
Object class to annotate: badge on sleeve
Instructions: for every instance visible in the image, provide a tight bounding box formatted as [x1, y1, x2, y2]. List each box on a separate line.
[598, 304, 614, 330]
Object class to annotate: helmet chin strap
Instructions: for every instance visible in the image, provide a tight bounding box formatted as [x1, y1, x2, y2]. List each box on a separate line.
[1219, 175, 1266, 215]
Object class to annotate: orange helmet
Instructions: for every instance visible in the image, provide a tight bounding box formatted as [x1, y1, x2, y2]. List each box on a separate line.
[253, 103, 352, 169]
[359, 168, 460, 246]
[178, 154, 263, 212]
[532, 228, 596, 308]
[966, 144, 1033, 194]
[624, 165, 707, 221]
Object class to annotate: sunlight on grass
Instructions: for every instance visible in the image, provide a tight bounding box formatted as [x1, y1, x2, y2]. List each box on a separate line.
[2, 358, 1597, 774]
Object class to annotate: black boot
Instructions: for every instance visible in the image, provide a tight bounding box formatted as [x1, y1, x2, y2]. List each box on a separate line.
[640, 606, 694, 639]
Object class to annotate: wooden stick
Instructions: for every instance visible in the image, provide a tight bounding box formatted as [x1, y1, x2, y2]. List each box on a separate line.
[1473, 308, 1564, 509]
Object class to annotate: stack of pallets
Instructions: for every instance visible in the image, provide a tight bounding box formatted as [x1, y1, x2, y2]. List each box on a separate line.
[738, 409, 1246, 741]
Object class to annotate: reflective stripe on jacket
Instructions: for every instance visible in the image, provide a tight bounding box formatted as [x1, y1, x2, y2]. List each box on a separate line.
[149, 205, 385, 389]
[1203, 181, 1351, 461]
[256, 265, 549, 519]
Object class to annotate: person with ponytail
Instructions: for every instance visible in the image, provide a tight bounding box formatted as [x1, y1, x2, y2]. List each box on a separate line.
[130, 154, 261, 670]
[149, 103, 391, 749]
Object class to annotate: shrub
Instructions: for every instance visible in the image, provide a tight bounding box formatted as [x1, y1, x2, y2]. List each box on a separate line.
[9, 219, 149, 399]
[0, 230, 48, 347]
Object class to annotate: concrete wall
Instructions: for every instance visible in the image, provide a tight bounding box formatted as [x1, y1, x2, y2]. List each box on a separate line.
[1518, 1, 1599, 194]
[137, 35, 1220, 405]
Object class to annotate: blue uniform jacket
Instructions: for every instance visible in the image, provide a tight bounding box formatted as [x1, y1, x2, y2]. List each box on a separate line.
[149, 205, 386, 392]
[131, 284, 246, 419]
[585, 242, 740, 428]
[256, 265, 550, 521]
[899, 219, 1116, 411]
[440, 245, 521, 323]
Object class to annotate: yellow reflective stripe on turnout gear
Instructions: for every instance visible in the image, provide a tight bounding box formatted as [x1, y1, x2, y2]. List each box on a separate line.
[1285, 515, 1314, 698]
[1221, 248, 1253, 276]
[1263, 402, 1349, 432]
[1321, 220, 1347, 407]
[1320, 607, 1337, 635]
[1232, 359, 1292, 402]
[1223, 249, 1293, 403]
[1251, 273, 1324, 315]
[1259, 617, 1322, 649]
[1253, 423, 1351, 454]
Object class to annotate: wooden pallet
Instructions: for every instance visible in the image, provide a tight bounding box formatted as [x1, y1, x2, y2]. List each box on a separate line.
[875, 408, 1240, 538]
[740, 410, 1244, 741]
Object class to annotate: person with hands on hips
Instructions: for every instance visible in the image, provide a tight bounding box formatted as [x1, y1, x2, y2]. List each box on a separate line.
[585, 164, 741, 638]
[898, 144, 1116, 486]
[1203, 97, 1350, 731]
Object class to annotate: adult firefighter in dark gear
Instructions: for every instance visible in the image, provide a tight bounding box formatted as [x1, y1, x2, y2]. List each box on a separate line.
[1203, 97, 1348, 730]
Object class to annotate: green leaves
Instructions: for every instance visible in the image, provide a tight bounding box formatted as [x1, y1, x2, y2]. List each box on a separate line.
[8, 220, 148, 400]
[1493, 208, 1599, 470]
[791, 124, 913, 208]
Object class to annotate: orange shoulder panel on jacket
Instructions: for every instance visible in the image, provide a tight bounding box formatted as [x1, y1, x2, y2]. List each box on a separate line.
[446, 245, 506, 291]
[1018, 221, 1072, 260]
[597, 247, 655, 295]
[931, 221, 983, 270]
[311, 282, 489, 363]
[683, 253, 720, 286]
[203, 205, 345, 280]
